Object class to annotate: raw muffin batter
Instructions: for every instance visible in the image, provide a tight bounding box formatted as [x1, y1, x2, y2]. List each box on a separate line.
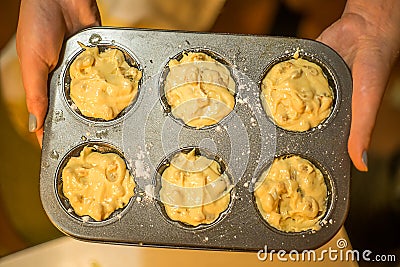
[164, 52, 235, 128]
[254, 155, 327, 232]
[69, 44, 142, 120]
[159, 149, 231, 226]
[261, 57, 333, 131]
[62, 146, 135, 221]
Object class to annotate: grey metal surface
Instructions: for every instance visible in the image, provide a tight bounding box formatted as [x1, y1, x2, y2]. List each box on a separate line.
[40, 27, 352, 252]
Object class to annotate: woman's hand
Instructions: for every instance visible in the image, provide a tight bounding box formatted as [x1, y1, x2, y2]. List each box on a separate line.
[317, 0, 400, 171]
[16, 0, 101, 146]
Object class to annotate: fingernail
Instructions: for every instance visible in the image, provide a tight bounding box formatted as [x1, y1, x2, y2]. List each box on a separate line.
[28, 113, 37, 132]
[362, 150, 368, 171]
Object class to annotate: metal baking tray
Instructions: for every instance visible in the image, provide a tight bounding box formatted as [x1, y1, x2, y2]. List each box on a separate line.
[40, 27, 352, 252]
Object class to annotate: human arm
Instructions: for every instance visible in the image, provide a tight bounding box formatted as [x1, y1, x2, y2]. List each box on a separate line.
[317, 0, 400, 171]
[16, 0, 101, 146]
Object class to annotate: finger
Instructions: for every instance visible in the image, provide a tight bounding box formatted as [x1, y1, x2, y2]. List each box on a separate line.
[21, 57, 50, 134]
[36, 129, 44, 148]
[17, 26, 56, 145]
[347, 52, 390, 172]
[16, 0, 64, 145]
[64, 0, 102, 35]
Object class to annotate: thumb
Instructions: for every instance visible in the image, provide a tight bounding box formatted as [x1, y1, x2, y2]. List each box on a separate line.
[16, 0, 65, 147]
[347, 50, 390, 172]
[20, 56, 50, 147]
[16, 20, 57, 147]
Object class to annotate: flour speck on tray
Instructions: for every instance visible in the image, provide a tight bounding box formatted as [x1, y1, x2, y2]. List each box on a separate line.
[133, 147, 151, 181]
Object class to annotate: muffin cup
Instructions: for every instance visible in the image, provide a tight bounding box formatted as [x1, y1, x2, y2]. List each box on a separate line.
[159, 48, 237, 130]
[62, 42, 143, 125]
[259, 52, 340, 133]
[55, 141, 136, 225]
[251, 154, 335, 234]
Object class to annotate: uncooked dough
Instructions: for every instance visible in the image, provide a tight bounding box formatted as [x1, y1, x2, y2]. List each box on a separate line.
[261, 57, 333, 131]
[159, 149, 231, 226]
[62, 146, 135, 221]
[165, 52, 235, 128]
[254, 155, 327, 232]
[69, 45, 142, 120]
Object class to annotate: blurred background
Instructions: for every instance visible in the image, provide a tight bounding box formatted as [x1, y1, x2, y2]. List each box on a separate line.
[0, 0, 399, 266]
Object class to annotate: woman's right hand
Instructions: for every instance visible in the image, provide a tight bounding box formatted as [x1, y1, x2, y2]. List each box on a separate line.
[16, 0, 101, 146]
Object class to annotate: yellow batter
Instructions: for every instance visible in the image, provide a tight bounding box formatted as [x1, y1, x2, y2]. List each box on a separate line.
[261, 57, 333, 131]
[159, 149, 231, 226]
[62, 146, 135, 221]
[69, 44, 142, 120]
[165, 52, 235, 128]
[254, 155, 327, 232]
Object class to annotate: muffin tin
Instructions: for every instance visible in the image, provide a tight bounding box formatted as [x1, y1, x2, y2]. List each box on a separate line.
[40, 27, 352, 252]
